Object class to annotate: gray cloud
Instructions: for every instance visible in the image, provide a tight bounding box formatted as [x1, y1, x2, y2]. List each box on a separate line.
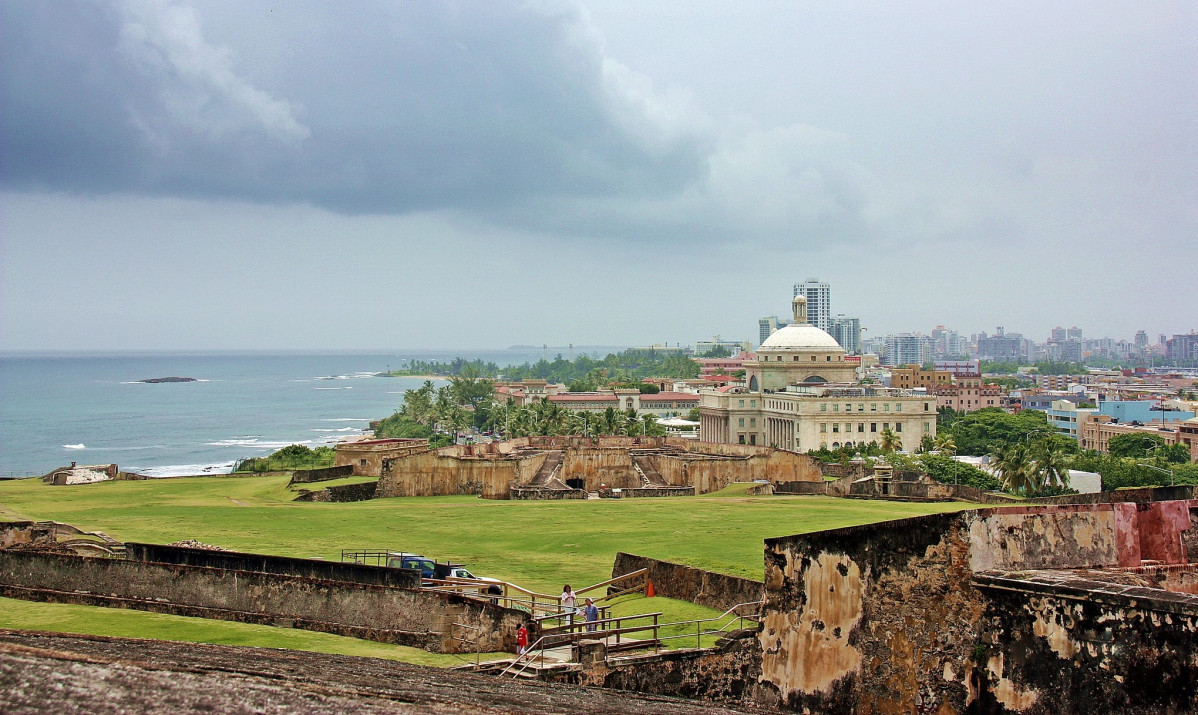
[1, 0, 711, 215]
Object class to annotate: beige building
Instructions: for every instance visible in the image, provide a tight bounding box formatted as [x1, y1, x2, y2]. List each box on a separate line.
[700, 385, 937, 450]
[932, 375, 1004, 413]
[1079, 416, 1198, 462]
[700, 295, 935, 450]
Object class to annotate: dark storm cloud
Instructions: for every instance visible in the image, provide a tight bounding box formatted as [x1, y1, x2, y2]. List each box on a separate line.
[0, 0, 710, 214]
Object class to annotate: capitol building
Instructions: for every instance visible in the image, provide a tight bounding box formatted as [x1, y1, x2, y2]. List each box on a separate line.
[700, 295, 937, 451]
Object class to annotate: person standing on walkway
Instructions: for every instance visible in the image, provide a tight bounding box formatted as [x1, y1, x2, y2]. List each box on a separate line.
[583, 597, 599, 633]
[561, 585, 577, 625]
[517, 622, 529, 655]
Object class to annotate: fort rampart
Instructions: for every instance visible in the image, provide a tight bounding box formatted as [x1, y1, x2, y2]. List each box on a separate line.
[610, 552, 763, 613]
[0, 549, 523, 653]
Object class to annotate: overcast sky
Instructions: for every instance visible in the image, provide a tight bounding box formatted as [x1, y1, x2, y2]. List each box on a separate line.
[2, 0, 1194, 352]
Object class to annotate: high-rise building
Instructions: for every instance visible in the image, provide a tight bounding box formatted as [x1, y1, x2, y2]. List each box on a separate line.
[828, 315, 861, 354]
[1050, 326, 1066, 342]
[758, 316, 789, 346]
[793, 278, 831, 332]
[1134, 331, 1148, 349]
[1067, 326, 1083, 341]
[1167, 333, 1198, 364]
[977, 331, 1024, 362]
[882, 333, 932, 367]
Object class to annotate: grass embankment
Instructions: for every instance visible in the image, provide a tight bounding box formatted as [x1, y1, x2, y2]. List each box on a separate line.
[0, 475, 964, 662]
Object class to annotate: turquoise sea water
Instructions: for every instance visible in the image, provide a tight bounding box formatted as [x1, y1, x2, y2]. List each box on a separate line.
[0, 349, 617, 477]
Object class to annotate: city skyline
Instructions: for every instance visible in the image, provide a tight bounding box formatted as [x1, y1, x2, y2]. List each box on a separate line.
[2, 2, 1194, 351]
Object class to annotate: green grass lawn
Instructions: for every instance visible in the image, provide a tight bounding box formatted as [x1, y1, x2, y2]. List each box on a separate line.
[0, 475, 967, 663]
[0, 597, 506, 667]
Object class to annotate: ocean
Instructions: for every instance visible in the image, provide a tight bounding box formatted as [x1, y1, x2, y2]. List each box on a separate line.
[0, 348, 621, 478]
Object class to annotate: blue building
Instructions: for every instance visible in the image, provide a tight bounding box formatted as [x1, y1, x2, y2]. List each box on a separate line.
[1098, 400, 1194, 425]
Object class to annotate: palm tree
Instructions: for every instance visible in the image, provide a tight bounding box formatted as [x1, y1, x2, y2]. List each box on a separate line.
[1030, 439, 1070, 491]
[991, 443, 1035, 494]
[879, 427, 901, 453]
[934, 433, 957, 456]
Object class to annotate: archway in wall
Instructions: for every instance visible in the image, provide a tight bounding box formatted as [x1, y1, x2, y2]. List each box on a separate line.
[748, 375, 759, 391]
[802, 375, 828, 383]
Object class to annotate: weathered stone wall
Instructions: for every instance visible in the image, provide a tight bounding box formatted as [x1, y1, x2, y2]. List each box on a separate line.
[620, 486, 696, 498]
[611, 553, 763, 613]
[774, 481, 829, 495]
[972, 571, 1198, 713]
[293, 481, 379, 503]
[289, 465, 354, 484]
[0, 522, 55, 549]
[334, 439, 430, 476]
[756, 501, 1198, 713]
[561, 447, 638, 489]
[123, 543, 417, 588]
[655, 449, 822, 494]
[0, 551, 522, 653]
[545, 632, 770, 705]
[375, 450, 546, 499]
[509, 487, 587, 500]
[1026, 484, 1197, 505]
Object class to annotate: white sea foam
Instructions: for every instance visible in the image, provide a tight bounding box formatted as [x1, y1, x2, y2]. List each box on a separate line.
[62, 444, 86, 450]
[206, 438, 310, 450]
[321, 418, 371, 422]
[315, 386, 353, 390]
[137, 461, 237, 478]
[312, 427, 360, 432]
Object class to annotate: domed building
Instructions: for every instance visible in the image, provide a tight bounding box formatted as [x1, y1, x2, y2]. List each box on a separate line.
[745, 295, 858, 391]
[699, 294, 937, 451]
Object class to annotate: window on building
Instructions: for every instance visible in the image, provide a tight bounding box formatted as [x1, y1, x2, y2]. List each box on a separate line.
[739, 434, 745, 444]
[858, 404, 865, 412]
[833, 403, 839, 412]
[750, 418, 757, 427]
[750, 434, 756, 445]
[738, 400, 744, 407]
[738, 418, 745, 427]
[924, 403, 930, 411]
[811, 356, 817, 361]
[884, 404, 890, 411]
[858, 423, 865, 432]
[833, 424, 840, 433]
[820, 404, 827, 412]
[896, 403, 902, 412]
[924, 422, 930, 431]
[820, 423, 827, 433]
[794, 356, 799, 361]
[871, 423, 877, 432]
[871, 403, 877, 411]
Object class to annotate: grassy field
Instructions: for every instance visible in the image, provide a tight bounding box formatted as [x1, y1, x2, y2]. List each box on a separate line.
[0, 475, 966, 663]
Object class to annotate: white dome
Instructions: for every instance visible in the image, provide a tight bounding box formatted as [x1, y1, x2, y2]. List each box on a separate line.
[759, 323, 844, 351]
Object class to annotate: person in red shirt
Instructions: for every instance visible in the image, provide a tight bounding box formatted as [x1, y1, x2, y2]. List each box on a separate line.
[517, 623, 529, 655]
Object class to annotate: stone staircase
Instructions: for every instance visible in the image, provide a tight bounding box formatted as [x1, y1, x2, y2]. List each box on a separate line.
[631, 456, 668, 487]
[528, 451, 563, 486]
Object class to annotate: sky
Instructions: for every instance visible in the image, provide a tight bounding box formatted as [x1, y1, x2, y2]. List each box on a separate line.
[1, 0, 1195, 352]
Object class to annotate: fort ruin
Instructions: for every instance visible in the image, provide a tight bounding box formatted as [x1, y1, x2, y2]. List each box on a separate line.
[336, 436, 825, 499]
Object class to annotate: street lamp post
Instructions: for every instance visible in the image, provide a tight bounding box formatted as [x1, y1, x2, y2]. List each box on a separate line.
[1139, 462, 1175, 487]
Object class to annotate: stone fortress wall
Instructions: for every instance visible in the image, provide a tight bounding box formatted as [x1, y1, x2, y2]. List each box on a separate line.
[367, 436, 824, 500]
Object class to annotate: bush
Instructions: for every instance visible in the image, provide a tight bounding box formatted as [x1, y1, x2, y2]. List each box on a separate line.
[234, 445, 335, 473]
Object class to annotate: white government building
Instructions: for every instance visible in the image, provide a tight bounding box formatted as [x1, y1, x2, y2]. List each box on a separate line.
[700, 295, 937, 451]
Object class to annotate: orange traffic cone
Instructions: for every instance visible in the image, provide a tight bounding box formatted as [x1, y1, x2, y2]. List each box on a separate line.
[646, 579, 655, 598]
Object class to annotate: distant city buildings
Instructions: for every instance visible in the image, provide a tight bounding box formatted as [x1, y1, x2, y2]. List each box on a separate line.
[760, 278, 860, 355]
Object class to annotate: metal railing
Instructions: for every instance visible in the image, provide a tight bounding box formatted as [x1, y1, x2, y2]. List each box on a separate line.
[498, 600, 763, 678]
